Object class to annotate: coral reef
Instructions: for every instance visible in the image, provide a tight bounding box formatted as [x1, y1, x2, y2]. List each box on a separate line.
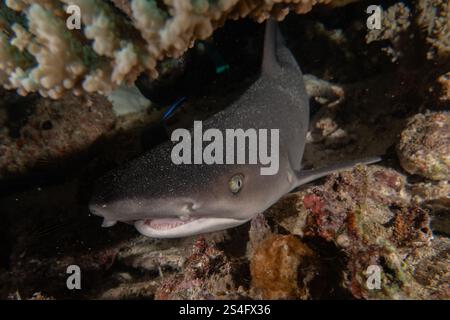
[437, 72, 450, 102]
[116, 236, 188, 273]
[366, 2, 410, 62]
[397, 112, 450, 181]
[249, 234, 318, 299]
[270, 165, 449, 299]
[303, 167, 448, 299]
[8, 291, 55, 300]
[0, 0, 340, 99]
[417, 0, 450, 58]
[154, 237, 239, 300]
[410, 180, 450, 205]
[0, 1, 448, 301]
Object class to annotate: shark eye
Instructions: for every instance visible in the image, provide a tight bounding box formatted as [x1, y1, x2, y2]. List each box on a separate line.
[229, 174, 244, 194]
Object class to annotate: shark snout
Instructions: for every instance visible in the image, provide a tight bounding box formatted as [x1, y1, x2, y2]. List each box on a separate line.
[89, 203, 102, 217]
[88, 197, 206, 226]
[88, 203, 117, 227]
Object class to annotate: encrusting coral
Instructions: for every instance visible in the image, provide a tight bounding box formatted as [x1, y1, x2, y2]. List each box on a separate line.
[250, 234, 319, 299]
[268, 164, 448, 299]
[0, 0, 344, 99]
[397, 111, 450, 181]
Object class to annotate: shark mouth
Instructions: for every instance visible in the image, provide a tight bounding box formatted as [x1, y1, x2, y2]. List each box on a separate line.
[134, 216, 249, 238]
[140, 217, 197, 230]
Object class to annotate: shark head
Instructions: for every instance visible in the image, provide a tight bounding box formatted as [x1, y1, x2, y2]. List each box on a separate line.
[89, 142, 294, 238]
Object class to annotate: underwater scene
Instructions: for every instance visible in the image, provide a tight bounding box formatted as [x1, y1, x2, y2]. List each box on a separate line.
[0, 0, 449, 301]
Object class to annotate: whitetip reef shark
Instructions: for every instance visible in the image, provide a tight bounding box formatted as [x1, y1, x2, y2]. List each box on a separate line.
[89, 19, 379, 238]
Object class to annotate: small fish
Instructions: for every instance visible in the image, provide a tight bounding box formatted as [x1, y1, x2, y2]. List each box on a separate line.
[140, 97, 187, 150]
[90, 20, 379, 238]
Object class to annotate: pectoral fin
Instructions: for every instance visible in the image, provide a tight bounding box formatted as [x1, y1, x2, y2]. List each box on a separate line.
[294, 156, 381, 187]
[101, 219, 117, 228]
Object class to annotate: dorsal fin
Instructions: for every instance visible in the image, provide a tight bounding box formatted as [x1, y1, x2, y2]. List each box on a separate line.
[262, 18, 302, 76]
[262, 18, 282, 75]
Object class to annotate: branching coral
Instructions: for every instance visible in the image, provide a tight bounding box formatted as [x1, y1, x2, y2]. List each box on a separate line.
[417, 0, 450, 58]
[365, 3, 411, 62]
[0, 0, 340, 99]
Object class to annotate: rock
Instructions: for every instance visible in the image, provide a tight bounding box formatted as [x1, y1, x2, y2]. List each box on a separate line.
[249, 234, 319, 299]
[300, 166, 438, 299]
[117, 236, 188, 273]
[402, 236, 450, 299]
[0, 92, 115, 179]
[410, 180, 450, 237]
[410, 180, 450, 205]
[264, 192, 309, 237]
[397, 111, 450, 180]
[437, 72, 450, 103]
[107, 86, 152, 116]
[267, 165, 449, 299]
[99, 280, 160, 300]
[154, 238, 239, 300]
[246, 213, 272, 258]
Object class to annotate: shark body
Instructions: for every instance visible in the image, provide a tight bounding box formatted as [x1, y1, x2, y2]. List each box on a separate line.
[90, 20, 378, 238]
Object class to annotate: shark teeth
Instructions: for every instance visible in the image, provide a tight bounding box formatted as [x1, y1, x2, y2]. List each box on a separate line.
[134, 217, 249, 238]
[143, 217, 197, 230]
